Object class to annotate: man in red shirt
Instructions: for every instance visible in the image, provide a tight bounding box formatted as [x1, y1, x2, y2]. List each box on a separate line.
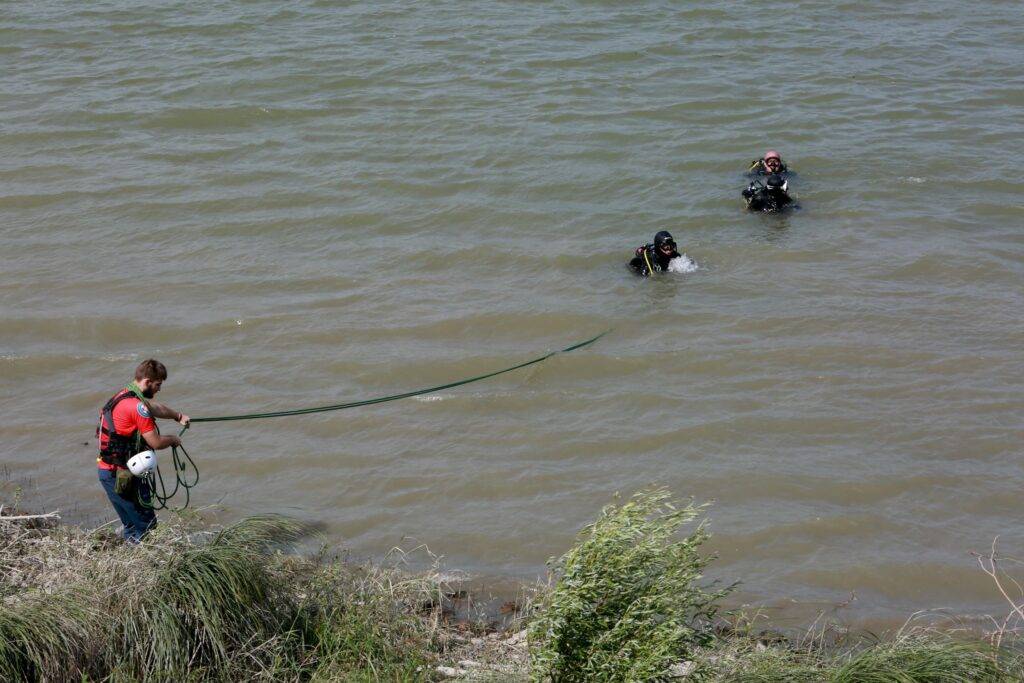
[97, 359, 190, 543]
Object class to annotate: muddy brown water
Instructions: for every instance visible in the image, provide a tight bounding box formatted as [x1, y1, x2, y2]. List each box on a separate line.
[2, 1, 1023, 629]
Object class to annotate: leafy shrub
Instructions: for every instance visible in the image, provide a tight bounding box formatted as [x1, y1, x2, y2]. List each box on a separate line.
[528, 488, 728, 682]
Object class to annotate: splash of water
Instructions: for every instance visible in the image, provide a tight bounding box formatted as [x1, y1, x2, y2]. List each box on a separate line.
[667, 254, 698, 274]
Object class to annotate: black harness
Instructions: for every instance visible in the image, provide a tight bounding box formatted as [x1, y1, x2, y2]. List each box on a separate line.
[644, 244, 678, 273]
[96, 389, 145, 468]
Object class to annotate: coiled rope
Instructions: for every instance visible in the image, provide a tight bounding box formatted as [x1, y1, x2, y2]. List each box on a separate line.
[139, 444, 199, 510]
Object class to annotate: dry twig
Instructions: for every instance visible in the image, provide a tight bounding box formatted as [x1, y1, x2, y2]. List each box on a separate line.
[0, 511, 60, 522]
[972, 536, 1024, 648]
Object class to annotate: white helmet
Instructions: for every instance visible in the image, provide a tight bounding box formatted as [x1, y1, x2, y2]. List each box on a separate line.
[127, 450, 158, 477]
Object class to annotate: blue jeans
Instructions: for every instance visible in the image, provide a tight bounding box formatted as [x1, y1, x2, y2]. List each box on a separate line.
[98, 468, 156, 543]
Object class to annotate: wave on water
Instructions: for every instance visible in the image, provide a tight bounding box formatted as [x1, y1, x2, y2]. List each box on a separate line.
[100, 353, 140, 361]
[667, 254, 698, 274]
[1, 352, 138, 362]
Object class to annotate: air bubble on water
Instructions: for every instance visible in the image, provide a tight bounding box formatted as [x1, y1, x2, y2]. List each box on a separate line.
[235, 319, 243, 326]
[667, 254, 698, 274]
[414, 395, 447, 402]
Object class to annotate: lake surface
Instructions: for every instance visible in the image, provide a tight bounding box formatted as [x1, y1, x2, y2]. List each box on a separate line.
[2, 0, 1023, 628]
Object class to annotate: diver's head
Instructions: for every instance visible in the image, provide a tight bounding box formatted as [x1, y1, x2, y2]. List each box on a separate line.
[653, 230, 678, 259]
[763, 150, 783, 173]
[765, 174, 788, 194]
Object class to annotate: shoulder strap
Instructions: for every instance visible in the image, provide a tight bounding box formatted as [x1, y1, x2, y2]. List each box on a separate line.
[98, 388, 150, 462]
[99, 389, 136, 436]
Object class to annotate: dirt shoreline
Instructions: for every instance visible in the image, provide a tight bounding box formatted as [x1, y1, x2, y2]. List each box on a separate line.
[3, 497, 1022, 681]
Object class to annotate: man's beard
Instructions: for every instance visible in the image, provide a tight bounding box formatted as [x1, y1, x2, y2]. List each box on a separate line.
[142, 388, 155, 398]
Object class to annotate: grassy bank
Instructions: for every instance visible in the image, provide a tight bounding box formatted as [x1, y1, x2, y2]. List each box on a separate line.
[2, 490, 1022, 682]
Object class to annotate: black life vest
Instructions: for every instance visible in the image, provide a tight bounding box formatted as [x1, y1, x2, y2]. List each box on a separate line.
[96, 388, 146, 467]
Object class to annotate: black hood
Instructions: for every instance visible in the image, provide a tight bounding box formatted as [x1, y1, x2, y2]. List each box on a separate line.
[653, 231, 676, 249]
[652, 231, 679, 266]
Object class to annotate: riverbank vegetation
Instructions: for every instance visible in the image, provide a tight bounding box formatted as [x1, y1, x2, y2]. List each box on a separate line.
[2, 489, 1022, 681]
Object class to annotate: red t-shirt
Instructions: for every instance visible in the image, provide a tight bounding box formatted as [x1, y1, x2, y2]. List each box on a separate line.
[97, 392, 157, 470]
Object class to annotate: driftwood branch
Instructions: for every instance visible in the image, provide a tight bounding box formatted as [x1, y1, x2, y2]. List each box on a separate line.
[972, 536, 1024, 648]
[0, 511, 61, 522]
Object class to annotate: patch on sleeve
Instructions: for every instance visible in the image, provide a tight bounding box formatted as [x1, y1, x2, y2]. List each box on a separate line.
[136, 402, 151, 418]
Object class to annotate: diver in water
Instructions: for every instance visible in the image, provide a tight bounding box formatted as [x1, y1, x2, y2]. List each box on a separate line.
[629, 230, 681, 276]
[743, 173, 795, 213]
[748, 150, 789, 178]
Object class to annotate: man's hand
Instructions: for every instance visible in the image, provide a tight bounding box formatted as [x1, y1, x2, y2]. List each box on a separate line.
[143, 430, 182, 451]
[176, 413, 190, 427]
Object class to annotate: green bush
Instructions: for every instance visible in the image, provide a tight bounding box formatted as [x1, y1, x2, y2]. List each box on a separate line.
[528, 488, 728, 682]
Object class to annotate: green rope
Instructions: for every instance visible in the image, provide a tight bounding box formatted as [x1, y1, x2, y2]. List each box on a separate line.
[137, 444, 199, 511]
[155, 331, 607, 510]
[184, 330, 608, 426]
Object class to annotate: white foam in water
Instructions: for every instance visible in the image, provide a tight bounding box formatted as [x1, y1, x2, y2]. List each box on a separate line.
[900, 176, 926, 184]
[667, 254, 698, 274]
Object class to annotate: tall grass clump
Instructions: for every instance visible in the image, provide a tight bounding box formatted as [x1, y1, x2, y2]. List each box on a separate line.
[296, 561, 440, 681]
[0, 589, 100, 682]
[108, 515, 306, 680]
[0, 510, 451, 682]
[830, 633, 1003, 683]
[0, 514, 308, 682]
[528, 488, 728, 682]
[698, 626, 1016, 682]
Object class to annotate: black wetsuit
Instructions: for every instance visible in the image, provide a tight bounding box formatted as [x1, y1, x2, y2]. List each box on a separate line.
[742, 183, 794, 213]
[629, 244, 680, 276]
